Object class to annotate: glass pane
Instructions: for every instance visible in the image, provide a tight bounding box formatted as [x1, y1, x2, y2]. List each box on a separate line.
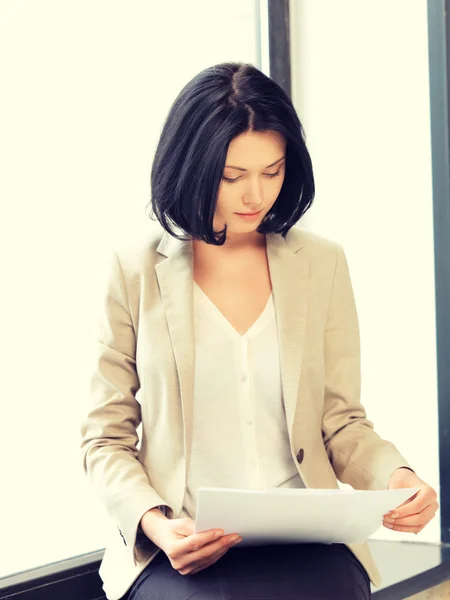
[0, 0, 260, 577]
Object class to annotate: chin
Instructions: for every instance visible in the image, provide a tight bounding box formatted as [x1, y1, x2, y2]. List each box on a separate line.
[228, 221, 262, 234]
[214, 213, 266, 236]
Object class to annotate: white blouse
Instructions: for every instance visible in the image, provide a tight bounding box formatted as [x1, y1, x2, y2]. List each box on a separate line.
[180, 282, 304, 520]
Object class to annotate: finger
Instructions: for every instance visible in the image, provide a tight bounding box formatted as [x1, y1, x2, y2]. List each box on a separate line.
[389, 502, 438, 527]
[191, 534, 241, 567]
[174, 533, 240, 573]
[388, 521, 431, 533]
[387, 515, 436, 533]
[384, 504, 436, 528]
[387, 488, 436, 519]
[385, 494, 421, 518]
[192, 538, 238, 573]
[171, 529, 225, 559]
[384, 499, 439, 525]
[182, 543, 231, 576]
[192, 533, 240, 560]
[390, 525, 419, 533]
[189, 548, 229, 575]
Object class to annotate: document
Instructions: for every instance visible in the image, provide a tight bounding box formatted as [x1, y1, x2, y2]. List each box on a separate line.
[195, 486, 419, 546]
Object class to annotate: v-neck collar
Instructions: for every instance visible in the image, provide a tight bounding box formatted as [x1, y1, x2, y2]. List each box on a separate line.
[193, 282, 274, 341]
[155, 228, 310, 480]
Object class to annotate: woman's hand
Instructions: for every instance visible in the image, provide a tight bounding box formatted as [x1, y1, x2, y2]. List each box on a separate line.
[141, 510, 242, 575]
[383, 467, 439, 533]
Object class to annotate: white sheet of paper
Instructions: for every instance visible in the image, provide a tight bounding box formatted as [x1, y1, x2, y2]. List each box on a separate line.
[195, 487, 419, 546]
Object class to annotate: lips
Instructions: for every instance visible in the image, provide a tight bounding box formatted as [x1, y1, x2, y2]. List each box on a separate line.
[236, 210, 262, 216]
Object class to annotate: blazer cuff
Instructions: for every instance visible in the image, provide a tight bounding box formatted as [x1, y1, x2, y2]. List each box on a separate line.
[369, 444, 415, 490]
[119, 490, 172, 566]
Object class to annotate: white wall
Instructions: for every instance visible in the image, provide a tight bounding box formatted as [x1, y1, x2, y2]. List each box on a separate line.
[0, 0, 259, 577]
[290, 0, 440, 543]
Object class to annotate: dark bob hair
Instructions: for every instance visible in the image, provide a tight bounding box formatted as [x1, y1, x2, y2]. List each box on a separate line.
[148, 62, 315, 245]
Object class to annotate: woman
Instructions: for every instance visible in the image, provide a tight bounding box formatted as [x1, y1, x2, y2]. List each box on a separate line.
[80, 62, 438, 600]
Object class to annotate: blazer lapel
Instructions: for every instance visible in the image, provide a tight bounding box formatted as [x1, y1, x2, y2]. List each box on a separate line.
[154, 229, 310, 479]
[266, 232, 310, 437]
[155, 232, 195, 482]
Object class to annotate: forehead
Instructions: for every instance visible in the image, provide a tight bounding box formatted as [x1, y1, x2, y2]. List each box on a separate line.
[225, 130, 286, 168]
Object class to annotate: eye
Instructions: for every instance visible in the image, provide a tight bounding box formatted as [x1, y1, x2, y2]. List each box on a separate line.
[222, 168, 282, 184]
[222, 176, 241, 183]
[264, 169, 281, 178]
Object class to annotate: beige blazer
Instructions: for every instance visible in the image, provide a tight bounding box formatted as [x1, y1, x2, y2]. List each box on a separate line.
[80, 223, 411, 600]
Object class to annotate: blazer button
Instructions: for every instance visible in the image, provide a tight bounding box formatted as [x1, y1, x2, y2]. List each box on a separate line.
[296, 449, 305, 464]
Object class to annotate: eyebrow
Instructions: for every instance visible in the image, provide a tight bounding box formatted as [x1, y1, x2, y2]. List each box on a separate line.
[224, 155, 286, 172]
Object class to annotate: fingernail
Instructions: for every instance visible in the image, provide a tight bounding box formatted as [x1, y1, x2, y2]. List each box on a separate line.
[215, 530, 224, 538]
[230, 535, 240, 543]
[384, 523, 394, 529]
[390, 512, 399, 519]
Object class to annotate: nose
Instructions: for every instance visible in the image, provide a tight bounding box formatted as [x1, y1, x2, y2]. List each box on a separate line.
[243, 177, 263, 208]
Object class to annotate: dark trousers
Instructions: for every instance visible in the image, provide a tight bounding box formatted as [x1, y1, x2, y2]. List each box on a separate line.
[125, 542, 371, 599]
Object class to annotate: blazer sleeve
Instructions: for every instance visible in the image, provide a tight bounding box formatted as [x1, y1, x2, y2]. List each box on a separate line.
[322, 243, 414, 490]
[80, 248, 171, 565]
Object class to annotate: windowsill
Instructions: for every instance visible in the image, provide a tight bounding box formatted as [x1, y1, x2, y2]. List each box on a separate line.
[369, 540, 450, 598]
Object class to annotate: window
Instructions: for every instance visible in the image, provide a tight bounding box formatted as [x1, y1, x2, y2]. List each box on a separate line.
[0, 0, 263, 576]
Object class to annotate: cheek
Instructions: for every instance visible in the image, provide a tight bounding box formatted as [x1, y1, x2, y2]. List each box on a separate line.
[277, 171, 286, 190]
[268, 175, 285, 203]
[274, 177, 284, 195]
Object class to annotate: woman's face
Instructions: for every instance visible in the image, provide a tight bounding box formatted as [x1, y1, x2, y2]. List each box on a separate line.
[214, 130, 287, 235]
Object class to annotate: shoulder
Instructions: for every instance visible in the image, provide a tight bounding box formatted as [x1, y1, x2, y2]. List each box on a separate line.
[285, 226, 355, 293]
[285, 225, 342, 261]
[283, 226, 352, 283]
